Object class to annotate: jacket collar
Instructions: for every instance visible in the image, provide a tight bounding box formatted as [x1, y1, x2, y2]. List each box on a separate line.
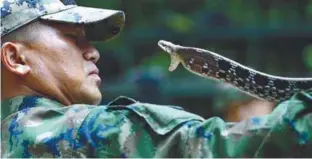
[1, 95, 137, 121]
[1, 95, 63, 120]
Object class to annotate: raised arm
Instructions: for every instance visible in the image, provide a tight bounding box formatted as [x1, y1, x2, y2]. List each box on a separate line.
[78, 92, 312, 158]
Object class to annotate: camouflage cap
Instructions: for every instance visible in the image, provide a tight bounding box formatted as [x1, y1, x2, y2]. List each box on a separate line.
[1, 0, 125, 41]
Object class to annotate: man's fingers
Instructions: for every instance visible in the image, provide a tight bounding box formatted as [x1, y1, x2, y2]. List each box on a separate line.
[158, 40, 180, 54]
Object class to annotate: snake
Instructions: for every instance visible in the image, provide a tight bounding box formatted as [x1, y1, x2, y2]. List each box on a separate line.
[158, 40, 312, 103]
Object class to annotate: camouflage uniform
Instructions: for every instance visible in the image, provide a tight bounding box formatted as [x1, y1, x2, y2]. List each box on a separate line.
[1, 91, 312, 158]
[2, 0, 312, 158]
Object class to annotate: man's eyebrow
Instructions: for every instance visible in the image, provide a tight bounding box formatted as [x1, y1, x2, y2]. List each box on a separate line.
[62, 27, 85, 36]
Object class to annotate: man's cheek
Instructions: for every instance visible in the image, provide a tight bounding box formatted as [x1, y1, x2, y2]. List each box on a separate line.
[66, 70, 85, 83]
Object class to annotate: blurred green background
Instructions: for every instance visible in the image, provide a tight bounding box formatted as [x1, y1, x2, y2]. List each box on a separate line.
[76, 0, 312, 119]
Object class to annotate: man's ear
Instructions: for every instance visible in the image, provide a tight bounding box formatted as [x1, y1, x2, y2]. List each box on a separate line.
[1, 42, 31, 76]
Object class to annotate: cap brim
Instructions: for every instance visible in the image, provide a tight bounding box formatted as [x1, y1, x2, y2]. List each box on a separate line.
[40, 6, 125, 41]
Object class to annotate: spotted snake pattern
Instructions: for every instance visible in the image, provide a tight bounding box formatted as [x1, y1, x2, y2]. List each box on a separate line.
[158, 40, 312, 103]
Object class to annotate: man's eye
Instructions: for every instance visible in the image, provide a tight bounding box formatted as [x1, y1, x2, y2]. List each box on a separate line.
[65, 34, 79, 43]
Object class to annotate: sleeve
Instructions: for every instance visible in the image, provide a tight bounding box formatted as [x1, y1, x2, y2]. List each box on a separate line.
[77, 92, 312, 158]
[162, 92, 312, 158]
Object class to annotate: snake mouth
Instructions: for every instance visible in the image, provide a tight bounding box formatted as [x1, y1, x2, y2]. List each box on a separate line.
[168, 54, 181, 72]
[158, 40, 181, 71]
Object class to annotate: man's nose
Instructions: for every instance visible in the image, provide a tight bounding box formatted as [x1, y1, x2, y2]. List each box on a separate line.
[83, 47, 100, 63]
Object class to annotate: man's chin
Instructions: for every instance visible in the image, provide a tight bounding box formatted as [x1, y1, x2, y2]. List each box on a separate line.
[89, 92, 102, 105]
[80, 88, 102, 105]
[92, 95, 102, 105]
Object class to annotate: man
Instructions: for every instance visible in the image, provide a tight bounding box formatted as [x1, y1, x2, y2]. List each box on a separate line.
[1, 0, 312, 158]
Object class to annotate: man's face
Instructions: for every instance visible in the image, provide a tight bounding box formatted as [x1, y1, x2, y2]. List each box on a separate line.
[23, 21, 102, 105]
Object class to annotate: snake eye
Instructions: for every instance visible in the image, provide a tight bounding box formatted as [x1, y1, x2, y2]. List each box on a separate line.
[158, 40, 177, 54]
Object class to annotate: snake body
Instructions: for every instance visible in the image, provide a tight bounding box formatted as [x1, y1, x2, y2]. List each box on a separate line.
[158, 40, 312, 102]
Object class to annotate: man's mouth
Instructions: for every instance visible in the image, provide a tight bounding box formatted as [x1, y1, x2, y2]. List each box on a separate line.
[88, 68, 101, 86]
[89, 68, 99, 75]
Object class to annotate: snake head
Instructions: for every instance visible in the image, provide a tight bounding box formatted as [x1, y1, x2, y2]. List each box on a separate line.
[158, 40, 182, 72]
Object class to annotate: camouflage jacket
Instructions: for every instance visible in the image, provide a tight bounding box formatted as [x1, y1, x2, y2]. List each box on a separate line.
[1, 92, 312, 158]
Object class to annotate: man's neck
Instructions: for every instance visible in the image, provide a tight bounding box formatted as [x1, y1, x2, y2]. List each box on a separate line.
[1, 70, 71, 106]
[1, 84, 40, 100]
[1, 84, 71, 106]
[1, 72, 42, 100]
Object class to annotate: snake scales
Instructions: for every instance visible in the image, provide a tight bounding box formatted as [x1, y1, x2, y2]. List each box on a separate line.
[158, 40, 312, 103]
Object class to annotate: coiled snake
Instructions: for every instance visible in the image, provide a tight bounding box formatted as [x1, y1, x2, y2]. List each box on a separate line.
[158, 40, 312, 103]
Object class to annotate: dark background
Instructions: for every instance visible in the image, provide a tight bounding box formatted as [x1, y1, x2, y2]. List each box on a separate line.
[76, 0, 312, 119]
